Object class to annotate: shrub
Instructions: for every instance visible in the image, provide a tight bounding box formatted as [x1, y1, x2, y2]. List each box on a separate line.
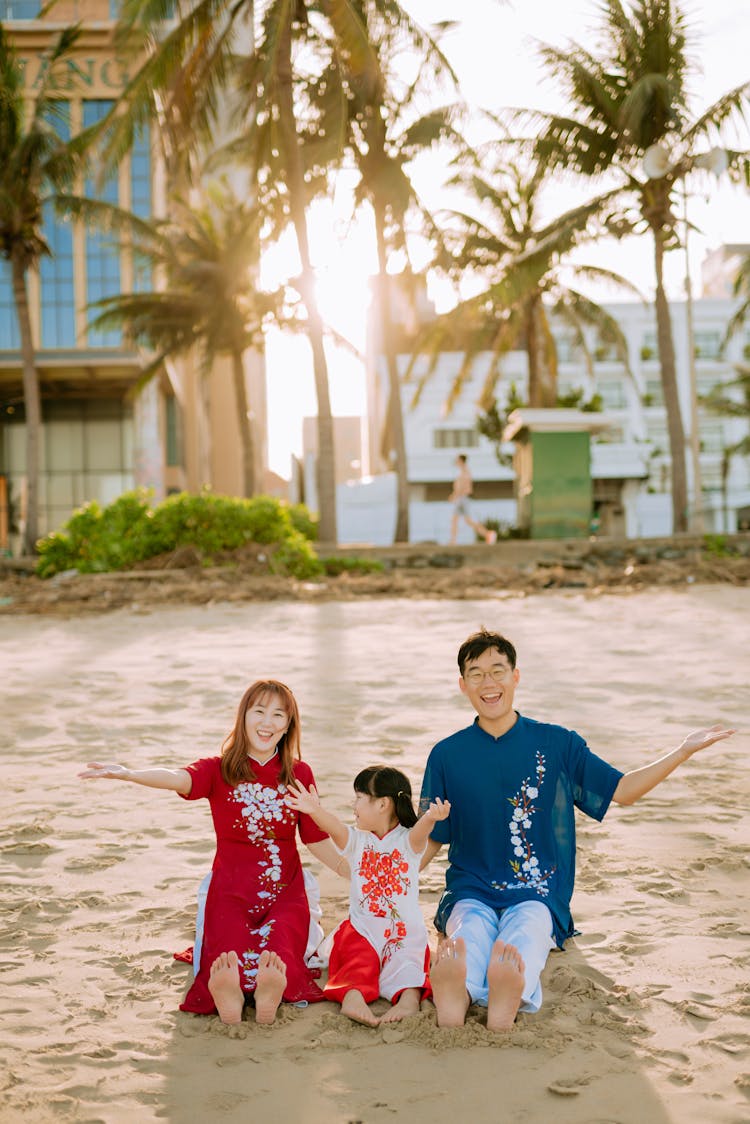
[320, 555, 385, 576]
[287, 503, 318, 541]
[36, 490, 324, 578]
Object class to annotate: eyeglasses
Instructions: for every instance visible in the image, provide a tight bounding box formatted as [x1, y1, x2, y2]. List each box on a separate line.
[463, 666, 512, 686]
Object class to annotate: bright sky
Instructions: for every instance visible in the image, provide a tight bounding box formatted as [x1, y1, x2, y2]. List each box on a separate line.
[265, 0, 750, 477]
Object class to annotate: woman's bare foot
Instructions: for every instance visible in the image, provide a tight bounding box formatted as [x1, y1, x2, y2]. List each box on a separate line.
[254, 950, 287, 1025]
[208, 951, 245, 1025]
[486, 940, 525, 1031]
[381, 987, 421, 1023]
[430, 938, 470, 1028]
[341, 989, 380, 1027]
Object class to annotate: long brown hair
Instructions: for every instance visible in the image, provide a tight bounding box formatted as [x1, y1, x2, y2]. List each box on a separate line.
[220, 680, 301, 787]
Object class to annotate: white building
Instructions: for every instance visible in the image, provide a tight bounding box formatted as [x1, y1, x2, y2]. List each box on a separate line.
[343, 271, 750, 545]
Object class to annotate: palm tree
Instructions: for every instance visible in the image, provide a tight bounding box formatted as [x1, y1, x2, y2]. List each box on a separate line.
[410, 152, 637, 418]
[308, 3, 459, 541]
[100, 0, 390, 544]
[527, 0, 750, 532]
[700, 364, 750, 531]
[87, 185, 281, 497]
[0, 25, 88, 554]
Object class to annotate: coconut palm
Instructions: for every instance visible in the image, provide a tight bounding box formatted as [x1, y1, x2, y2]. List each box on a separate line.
[87, 184, 281, 497]
[302, 3, 459, 541]
[700, 364, 750, 531]
[527, 0, 750, 532]
[409, 152, 637, 418]
[0, 25, 90, 554]
[98, 0, 392, 544]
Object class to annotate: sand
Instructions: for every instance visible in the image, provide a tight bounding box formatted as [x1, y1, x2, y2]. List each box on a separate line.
[1, 586, 748, 1124]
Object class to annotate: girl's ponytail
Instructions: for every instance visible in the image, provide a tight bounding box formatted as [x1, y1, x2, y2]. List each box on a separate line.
[353, 765, 418, 828]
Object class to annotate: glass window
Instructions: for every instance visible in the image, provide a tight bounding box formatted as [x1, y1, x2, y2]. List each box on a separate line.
[644, 378, 664, 407]
[0, 259, 20, 350]
[131, 123, 152, 291]
[554, 335, 578, 363]
[699, 422, 725, 453]
[0, 1, 41, 18]
[640, 331, 658, 361]
[693, 330, 722, 360]
[84, 101, 121, 347]
[40, 102, 76, 349]
[433, 428, 479, 449]
[599, 381, 627, 409]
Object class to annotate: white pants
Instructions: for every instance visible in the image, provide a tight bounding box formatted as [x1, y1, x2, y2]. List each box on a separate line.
[445, 898, 555, 1012]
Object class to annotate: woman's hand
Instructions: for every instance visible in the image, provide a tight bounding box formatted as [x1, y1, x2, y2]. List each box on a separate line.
[79, 762, 131, 781]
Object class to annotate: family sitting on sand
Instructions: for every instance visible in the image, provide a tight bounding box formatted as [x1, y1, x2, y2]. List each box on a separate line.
[80, 628, 734, 1031]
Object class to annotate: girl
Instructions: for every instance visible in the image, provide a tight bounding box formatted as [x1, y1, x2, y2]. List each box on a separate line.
[80, 679, 342, 1025]
[286, 765, 450, 1026]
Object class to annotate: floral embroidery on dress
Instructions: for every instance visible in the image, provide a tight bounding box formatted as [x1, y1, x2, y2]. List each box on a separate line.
[492, 751, 556, 897]
[232, 781, 294, 897]
[239, 920, 276, 990]
[358, 845, 410, 963]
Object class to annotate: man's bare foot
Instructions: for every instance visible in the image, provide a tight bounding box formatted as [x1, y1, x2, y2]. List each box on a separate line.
[254, 950, 287, 1025]
[341, 989, 380, 1027]
[486, 940, 525, 1031]
[208, 951, 245, 1025]
[430, 938, 470, 1028]
[381, 988, 421, 1023]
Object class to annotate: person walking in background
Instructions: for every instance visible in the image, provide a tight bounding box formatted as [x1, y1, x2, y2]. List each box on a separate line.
[449, 454, 497, 545]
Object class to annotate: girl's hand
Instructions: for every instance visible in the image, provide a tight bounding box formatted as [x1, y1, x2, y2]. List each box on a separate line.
[285, 780, 321, 814]
[424, 797, 451, 823]
[79, 762, 131, 781]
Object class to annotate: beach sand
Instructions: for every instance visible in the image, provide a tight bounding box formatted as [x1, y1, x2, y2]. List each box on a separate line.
[1, 586, 748, 1123]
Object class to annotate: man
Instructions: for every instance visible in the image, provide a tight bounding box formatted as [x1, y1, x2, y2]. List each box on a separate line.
[448, 454, 497, 545]
[419, 628, 734, 1031]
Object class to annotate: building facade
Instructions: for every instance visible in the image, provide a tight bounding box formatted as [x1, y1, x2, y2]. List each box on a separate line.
[0, 1, 268, 553]
[358, 274, 750, 545]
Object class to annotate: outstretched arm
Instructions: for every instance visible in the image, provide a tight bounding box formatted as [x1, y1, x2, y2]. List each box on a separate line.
[79, 762, 192, 795]
[612, 725, 735, 806]
[409, 798, 450, 855]
[285, 781, 349, 850]
[305, 839, 350, 879]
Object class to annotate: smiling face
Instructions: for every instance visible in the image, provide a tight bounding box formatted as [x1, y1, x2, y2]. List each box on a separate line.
[243, 691, 290, 762]
[459, 647, 520, 737]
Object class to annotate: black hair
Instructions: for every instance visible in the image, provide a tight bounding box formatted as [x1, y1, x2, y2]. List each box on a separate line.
[457, 628, 517, 675]
[353, 765, 418, 828]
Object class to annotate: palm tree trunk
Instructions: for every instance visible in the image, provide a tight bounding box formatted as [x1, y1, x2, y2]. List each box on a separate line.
[373, 201, 409, 542]
[653, 230, 689, 533]
[11, 254, 41, 555]
[275, 16, 337, 543]
[231, 348, 256, 497]
[525, 296, 554, 407]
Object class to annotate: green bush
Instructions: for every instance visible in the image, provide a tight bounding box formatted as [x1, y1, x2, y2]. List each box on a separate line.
[36, 489, 325, 579]
[287, 503, 318, 541]
[320, 555, 385, 576]
[702, 533, 738, 559]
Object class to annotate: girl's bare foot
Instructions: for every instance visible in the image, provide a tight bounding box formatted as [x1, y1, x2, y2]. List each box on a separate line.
[430, 938, 470, 1028]
[486, 940, 525, 1031]
[254, 950, 287, 1025]
[208, 951, 245, 1025]
[341, 989, 380, 1027]
[381, 987, 421, 1023]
